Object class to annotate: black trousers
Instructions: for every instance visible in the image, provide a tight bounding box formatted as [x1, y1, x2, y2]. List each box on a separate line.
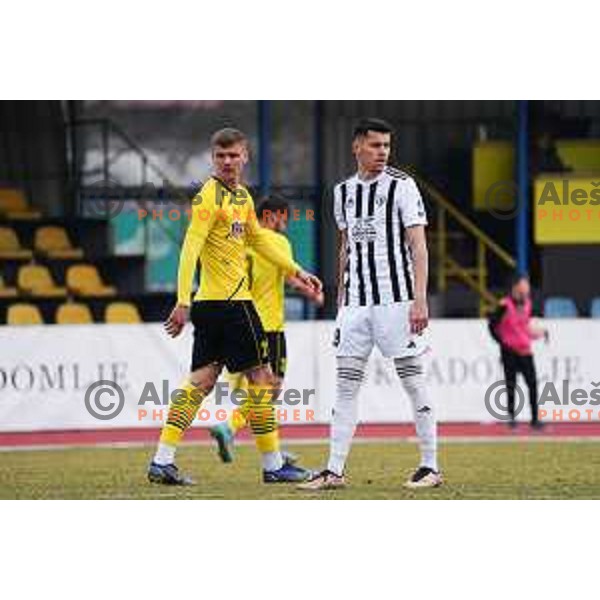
[501, 348, 539, 423]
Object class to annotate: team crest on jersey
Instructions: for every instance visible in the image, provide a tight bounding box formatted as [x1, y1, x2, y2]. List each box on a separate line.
[376, 195, 386, 208]
[346, 196, 355, 210]
[229, 220, 244, 239]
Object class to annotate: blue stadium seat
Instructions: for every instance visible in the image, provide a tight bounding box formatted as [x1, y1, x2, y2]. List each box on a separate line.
[544, 297, 578, 318]
[590, 298, 600, 318]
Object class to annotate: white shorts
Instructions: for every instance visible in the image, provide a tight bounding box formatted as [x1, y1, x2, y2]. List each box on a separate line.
[333, 302, 428, 359]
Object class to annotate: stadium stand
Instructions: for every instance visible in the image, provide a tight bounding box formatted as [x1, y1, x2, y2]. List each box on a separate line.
[34, 226, 84, 259]
[544, 297, 579, 318]
[7, 303, 44, 325]
[0, 226, 33, 259]
[0, 274, 18, 298]
[0, 189, 42, 220]
[104, 301, 142, 323]
[17, 264, 68, 297]
[55, 302, 94, 324]
[66, 264, 117, 297]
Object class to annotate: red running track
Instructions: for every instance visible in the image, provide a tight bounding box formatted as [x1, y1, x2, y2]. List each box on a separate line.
[2, 422, 600, 448]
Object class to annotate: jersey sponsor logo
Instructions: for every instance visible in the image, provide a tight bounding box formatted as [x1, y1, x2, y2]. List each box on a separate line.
[350, 217, 378, 242]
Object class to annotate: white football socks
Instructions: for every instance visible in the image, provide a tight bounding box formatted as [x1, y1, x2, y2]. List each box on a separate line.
[262, 451, 284, 472]
[327, 356, 368, 476]
[394, 356, 438, 471]
[154, 442, 176, 466]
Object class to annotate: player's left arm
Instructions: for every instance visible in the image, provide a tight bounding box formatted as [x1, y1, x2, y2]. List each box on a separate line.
[400, 178, 429, 335]
[406, 225, 429, 334]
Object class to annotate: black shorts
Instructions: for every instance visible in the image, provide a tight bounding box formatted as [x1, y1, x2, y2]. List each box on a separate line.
[266, 331, 287, 379]
[190, 301, 269, 373]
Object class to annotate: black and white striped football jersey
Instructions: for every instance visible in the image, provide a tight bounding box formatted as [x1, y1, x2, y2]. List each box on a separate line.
[333, 166, 427, 307]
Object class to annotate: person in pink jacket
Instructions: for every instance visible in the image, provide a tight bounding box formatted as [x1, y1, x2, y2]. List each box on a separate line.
[488, 275, 548, 428]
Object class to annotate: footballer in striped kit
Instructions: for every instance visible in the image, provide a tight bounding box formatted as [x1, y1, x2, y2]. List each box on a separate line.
[300, 118, 442, 491]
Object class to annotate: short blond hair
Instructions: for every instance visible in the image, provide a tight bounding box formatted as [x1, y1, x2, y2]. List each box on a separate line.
[210, 127, 247, 148]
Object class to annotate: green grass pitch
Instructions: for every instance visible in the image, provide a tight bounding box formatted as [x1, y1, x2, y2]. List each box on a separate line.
[2, 440, 600, 499]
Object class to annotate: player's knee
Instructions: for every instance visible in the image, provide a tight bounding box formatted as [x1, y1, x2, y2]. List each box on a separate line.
[191, 364, 221, 394]
[246, 364, 274, 387]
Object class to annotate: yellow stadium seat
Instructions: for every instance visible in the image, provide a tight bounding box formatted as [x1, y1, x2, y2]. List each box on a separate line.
[0, 189, 42, 219]
[17, 264, 67, 297]
[0, 274, 18, 298]
[66, 264, 116, 297]
[55, 302, 93, 324]
[105, 302, 142, 323]
[34, 226, 84, 259]
[0, 226, 33, 259]
[7, 303, 44, 325]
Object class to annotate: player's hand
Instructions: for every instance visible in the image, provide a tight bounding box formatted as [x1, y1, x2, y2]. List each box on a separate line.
[297, 270, 323, 294]
[312, 291, 325, 307]
[165, 304, 189, 338]
[409, 297, 429, 334]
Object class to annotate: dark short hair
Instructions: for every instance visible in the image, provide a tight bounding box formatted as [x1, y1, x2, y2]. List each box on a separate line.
[257, 195, 290, 220]
[353, 118, 393, 140]
[210, 127, 247, 148]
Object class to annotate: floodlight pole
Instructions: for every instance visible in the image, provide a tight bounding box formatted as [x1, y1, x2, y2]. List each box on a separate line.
[516, 100, 529, 275]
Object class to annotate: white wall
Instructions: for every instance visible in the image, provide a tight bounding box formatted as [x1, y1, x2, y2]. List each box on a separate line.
[0, 320, 598, 431]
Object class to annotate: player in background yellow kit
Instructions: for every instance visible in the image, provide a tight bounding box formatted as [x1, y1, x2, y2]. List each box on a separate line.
[210, 196, 324, 465]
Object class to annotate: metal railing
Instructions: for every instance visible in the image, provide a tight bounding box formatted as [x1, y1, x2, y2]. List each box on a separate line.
[407, 168, 516, 316]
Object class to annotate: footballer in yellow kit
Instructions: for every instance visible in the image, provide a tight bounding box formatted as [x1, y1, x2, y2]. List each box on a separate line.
[209, 196, 323, 464]
[147, 128, 322, 486]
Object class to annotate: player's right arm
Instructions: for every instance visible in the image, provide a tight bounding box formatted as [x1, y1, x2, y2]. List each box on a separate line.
[333, 183, 348, 310]
[165, 186, 216, 338]
[336, 229, 348, 309]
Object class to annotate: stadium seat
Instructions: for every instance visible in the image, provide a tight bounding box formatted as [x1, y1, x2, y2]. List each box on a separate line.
[7, 303, 44, 325]
[0, 226, 33, 259]
[55, 302, 93, 324]
[66, 264, 116, 297]
[105, 302, 142, 323]
[34, 226, 84, 259]
[0, 188, 42, 219]
[17, 264, 67, 297]
[0, 274, 18, 298]
[591, 298, 600, 318]
[544, 297, 579, 318]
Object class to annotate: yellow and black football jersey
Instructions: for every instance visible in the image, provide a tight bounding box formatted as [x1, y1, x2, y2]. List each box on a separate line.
[177, 177, 300, 305]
